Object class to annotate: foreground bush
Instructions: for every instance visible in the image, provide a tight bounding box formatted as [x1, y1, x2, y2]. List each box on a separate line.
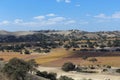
[3, 58, 37, 80]
[59, 76, 74, 80]
[62, 62, 75, 72]
[36, 71, 57, 80]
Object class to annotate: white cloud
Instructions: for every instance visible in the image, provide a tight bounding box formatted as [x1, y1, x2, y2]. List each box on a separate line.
[56, 0, 71, 3]
[46, 13, 56, 17]
[111, 12, 120, 18]
[0, 20, 10, 25]
[65, 0, 71, 3]
[14, 19, 23, 24]
[94, 11, 120, 19]
[34, 16, 45, 20]
[94, 13, 109, 19]
[0, 14, 76, 27]
[56, 0, 61, 2]
[65, 20, 76, 25]
[48, 17, 66, 22]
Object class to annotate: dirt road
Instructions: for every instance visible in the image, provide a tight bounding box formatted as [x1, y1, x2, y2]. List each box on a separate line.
[37, 66, 120, 80]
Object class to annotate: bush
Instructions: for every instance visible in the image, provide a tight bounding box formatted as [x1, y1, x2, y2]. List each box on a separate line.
[59, 76, 74, 80]
[0, 58, 4, 61]
[89, 58, 97, 63]
[36, 71, 57, 80]
[80, 71, 97, 73]
[116, 69, 120, 73]
[106, 65, 111, 69]
[3, 58, 32, 80]
[82, 56, 88, 60]
[62, 62, 75, 72]
[102, 69, 108, 72]
[24, 49, 31, 54]
[75, 67, 82, 72]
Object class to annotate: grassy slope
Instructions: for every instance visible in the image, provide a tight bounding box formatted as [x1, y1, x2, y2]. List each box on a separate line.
[0, 52, 40, 61]
[38, 50, 120, 67]
[35, 48, 71, 65]
[0, 49, 120, 67]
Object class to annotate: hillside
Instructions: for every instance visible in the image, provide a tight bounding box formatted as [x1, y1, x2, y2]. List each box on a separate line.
[0, 30, 120, 67]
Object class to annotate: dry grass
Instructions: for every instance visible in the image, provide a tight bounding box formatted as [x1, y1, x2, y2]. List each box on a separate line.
[95, 57, 120, 67]
[42, 56, 120, 67]
[0, 52, 40, 61]
[35, 48, 71, 64]
[0, 49, 120, 67]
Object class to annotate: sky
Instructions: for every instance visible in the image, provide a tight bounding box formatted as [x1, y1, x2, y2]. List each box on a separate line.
[0, 0, 120, 31]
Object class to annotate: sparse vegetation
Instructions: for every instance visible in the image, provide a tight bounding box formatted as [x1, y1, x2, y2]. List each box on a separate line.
[59, 76, 74, 80]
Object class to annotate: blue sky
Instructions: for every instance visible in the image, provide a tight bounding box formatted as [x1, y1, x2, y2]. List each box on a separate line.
[0, 0, 120, 31]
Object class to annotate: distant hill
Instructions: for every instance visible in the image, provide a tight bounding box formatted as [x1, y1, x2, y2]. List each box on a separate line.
[0, 30, 35, 36]
[0, 30, 119, 37]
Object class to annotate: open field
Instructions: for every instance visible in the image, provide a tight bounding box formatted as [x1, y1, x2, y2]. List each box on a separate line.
[0, 49, 120, 67]
[35, 48, 71, 64]
[0, 52, 41, 61]
[36, 50, 120, 67]
[42, 57, 120, 67]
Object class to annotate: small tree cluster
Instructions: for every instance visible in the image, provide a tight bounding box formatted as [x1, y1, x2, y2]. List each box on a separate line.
[62, 62, 75, 72]
[3, 58, 37, 80]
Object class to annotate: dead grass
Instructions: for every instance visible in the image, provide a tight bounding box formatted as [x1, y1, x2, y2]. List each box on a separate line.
[35, 48, 71, 64]
[0, 52, 40, 61]
[42, 56, 120, 67]
[0, 49, 120, 67]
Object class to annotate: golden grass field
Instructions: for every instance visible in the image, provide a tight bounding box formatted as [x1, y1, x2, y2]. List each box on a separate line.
[0, 48, 120, 67]
[35, 48, 71, 64]
[0, 52, 40, 61]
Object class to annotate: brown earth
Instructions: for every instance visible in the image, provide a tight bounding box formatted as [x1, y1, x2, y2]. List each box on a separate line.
[0, 49, 120, 67]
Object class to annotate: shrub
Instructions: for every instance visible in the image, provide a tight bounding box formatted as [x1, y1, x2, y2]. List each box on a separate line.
[62, 62, 75, 72]
[24, 49, 31, 54]
[102, 69, 108, 72]
[36, 71, 57, 80]
[59, 76, 74, 80]
[3, 58, 32, 80]
[75, 67, 82, 72]
[89, 58, 97, 63]
[106, 65, 111, 69]
[82, 56, 88, 60]
[81, 71, 97, 73]
[0, 58, 4, 61]
[116, 69, 120, 73]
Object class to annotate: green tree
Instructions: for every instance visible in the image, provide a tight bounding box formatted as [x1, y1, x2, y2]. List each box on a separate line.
[3, 58, 34, 80]
[27, 59, 38, 73]
[62, 62, 75, 72]
[113, 39, 120, 47]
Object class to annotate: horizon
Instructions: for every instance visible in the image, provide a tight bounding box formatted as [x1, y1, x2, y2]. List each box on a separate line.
[0, 29, 119, 33]
[0, 0, 120, 31]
